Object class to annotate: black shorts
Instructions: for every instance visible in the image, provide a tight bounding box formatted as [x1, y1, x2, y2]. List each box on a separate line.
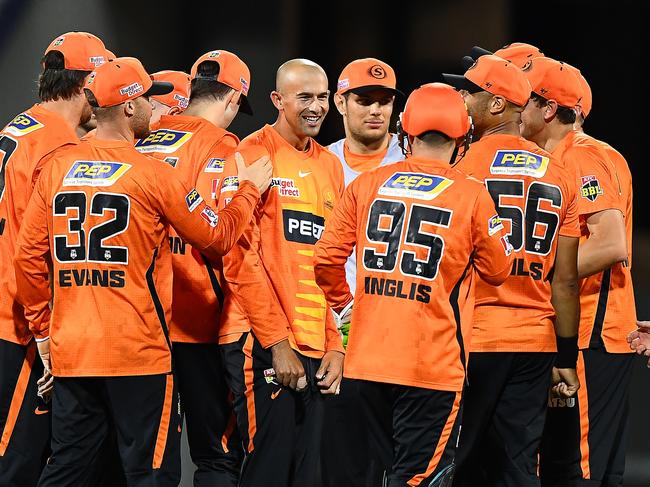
[351, 378, 461, 487]
[37, 373, 181, 487]
[0, 339, 50, 487]
[453, 351, 555, 487]
[540, 349, 634, 487]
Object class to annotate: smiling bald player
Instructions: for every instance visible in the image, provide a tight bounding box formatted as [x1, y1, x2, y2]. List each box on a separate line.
[218, 58, 345, 487]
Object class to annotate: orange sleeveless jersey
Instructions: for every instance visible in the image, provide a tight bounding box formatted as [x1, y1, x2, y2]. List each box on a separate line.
[561, 132, 636, 352]
[13, 138, 259, 377]
[135, 115, 238, 343]
[315, 157, 513, 391]
[0, 105, 78, 345]
[453, 134, 580, 352]
[215, 124, 345, 358]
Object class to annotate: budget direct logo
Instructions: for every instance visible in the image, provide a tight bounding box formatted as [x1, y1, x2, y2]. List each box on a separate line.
[490, 150, 549, 178]
[63, 161, 131, 187]
[4, 113, 44, 137]
[378, 172, 453, 201]
[134, 129, 193, 153]
[270, 178, 300, 198]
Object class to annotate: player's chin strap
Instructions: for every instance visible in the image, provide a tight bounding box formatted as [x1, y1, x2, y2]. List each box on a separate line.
[450, 116, 474, 167]
[397, 112, 411, 157]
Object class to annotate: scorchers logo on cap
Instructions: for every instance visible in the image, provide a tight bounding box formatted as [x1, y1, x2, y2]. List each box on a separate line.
[369, 65, 386, 79]
[378, 172, 453, 201]
[134, 129, 193, 154]
[63, 161, 131, 187]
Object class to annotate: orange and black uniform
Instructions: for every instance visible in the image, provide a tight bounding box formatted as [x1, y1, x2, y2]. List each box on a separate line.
[450, 134, 580, 487]
[540, 131, 635, 487]
[14, 137, 260, 487]
[217, 124, 344, 487]
[0, 105, 78, 486]
[315, 156, 512, 486]
[135, 115, 242, 485]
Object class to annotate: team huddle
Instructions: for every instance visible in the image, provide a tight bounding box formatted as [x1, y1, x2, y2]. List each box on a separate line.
[0, 31, 645, 487]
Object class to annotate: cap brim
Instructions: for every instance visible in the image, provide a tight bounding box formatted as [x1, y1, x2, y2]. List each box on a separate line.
[144, 81, 174, 97]
[471, 46, 493, 58]
[348, 85, 405, 97]
[461, 56, 476, 71]
[441, 74, 482, 94]
[239, 95, 253, 116]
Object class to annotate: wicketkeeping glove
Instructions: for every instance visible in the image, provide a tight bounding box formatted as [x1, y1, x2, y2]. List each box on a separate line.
[333, 300, 353, 349]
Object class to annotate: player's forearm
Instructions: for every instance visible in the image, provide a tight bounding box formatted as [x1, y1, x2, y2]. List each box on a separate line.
[550, 278, 580, 338]
[314, 261, 352, 311]
[14, 252, 52, 339]
[577, 236, 627, 278]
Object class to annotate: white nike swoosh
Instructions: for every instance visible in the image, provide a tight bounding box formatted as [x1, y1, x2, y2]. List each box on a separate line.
[299, 171, 312, 178]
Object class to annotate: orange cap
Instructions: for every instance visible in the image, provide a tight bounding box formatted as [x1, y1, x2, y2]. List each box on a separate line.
[524, 57, 582, 109]
[44, 32, 109, 71]
[190, 50, 252, 114]
[564, 64, 592, 117]
[401, 83, 471, 139]
[151, 70, 191, 110]
[494, 43, 544, 70]
[85, 57, 173, 108]
[443, 54, 531, 106]
[106, 49, 117, 61]
[336, 58, 401, 96]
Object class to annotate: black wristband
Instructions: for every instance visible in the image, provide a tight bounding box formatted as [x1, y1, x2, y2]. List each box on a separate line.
[556, 335, 579, 368]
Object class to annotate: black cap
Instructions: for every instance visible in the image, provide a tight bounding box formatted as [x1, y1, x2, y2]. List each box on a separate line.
[471, 46, 494, 59]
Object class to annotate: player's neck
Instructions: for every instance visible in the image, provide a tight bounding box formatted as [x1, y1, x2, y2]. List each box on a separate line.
[39, 98, 84, 132]
[94, 123, 135, 143]
[479, 120, 521, 139]
[272, 117, 310, 151]
[543, 123, 574, 153]
[183, 102, 226, 128]
[345, 132, 389, 155]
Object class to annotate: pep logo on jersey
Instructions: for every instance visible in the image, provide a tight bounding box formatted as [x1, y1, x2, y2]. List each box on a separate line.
[134, 129, 193, 154]
[283, 209, 325, 245]
[580, 175, 603, 201]
[63, 161, 131, 187]
[204, 158, 225, 173]
[220, 176, 239, 193]
[4, 113, 44, 137]
[185, 189, 203, 212]
[490, 150, 549, 178]
[378, 173, 453, 201]
[488, 214, 505, 236]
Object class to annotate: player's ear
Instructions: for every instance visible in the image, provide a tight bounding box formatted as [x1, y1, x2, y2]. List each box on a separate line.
[489, 95, 506, 115]
[124, 100, 135, 117]
[168, 106, 182, 116]
[543, 99, 558, 122]
[228, 89, 242, 109]
[334, 93, 346, 115]
[270, 90, 283, 111]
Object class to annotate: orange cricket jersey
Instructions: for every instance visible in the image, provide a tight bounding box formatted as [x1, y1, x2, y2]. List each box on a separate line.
[343, 142, 388, 172]
[13, 138, 259, 377]
[561, 132, 636, 352]
[0, 105, 78, 345]
[315, 156, 514, 391]
[135, 115, 238, 343]
[454, 134, 580, 352]
[217, 124, 345, 358]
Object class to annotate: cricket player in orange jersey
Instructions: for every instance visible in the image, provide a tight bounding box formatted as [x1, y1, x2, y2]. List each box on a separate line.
[315, 82, 514, 486]
[13, 56, 271, 487]
[470, 42, 544, 70]
[0, 32, 110, 487]
[149, 70, 191, 126]
[531, 60, 636, 487]
[322, 57, 405, 487]
[442, 54, 581, 487]
[135, 50, 256, 486]
[217, 58, 345, 486]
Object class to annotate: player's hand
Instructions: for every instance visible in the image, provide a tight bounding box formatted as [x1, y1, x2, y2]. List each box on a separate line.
[551, 367, 580, 398]
[627, 321, 650, 367]
[271, 339, 306, 390]
[316, 351, 344, 395]
[36, 338, 54, 400]
[235, 152, 273, 194]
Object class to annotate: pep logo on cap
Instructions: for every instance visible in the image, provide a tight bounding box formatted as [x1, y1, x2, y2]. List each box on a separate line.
[134, 129, 193, 154]
[378, 172, 454, 201]
[63, 161, 131, 187]
[369, 65, 386, 79]
[490, 150, 549, 178]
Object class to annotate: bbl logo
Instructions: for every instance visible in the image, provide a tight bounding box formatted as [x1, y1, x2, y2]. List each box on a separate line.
[490, 150, 549, 177]
[378, 172, 453, 201]
[580, 175, 603, 201]
[63, 161, 131, 187]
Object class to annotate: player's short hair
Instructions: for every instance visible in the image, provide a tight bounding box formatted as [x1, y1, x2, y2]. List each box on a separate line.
[189, 61, 234, 103]
[38, 51, 91, 103]
[416, 130, 453, 146]
[530, 93, 576, 125]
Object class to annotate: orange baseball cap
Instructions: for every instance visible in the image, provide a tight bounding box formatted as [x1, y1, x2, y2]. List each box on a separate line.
[442, 54, 531, 106]
[85, 57, 173, 108]
[336, 58, 403, 96]
[401, 83, 471, 139]
[151, 70, 190, 110]
[44, 32, 109, 71]
[190, 50, 252, 115]
[524, 57, 582, 109]
[564, 64, 592, 117]
[106, 49, 117, 61]
[471, 43, 544, 70]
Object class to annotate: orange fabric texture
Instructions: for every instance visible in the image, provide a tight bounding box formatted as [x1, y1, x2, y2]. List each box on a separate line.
[0, 105, 79, 345]
[315, 156, 513, 391]
[454, 134, 580, 352]
[217, 125, 345, 357]
[135, 115, 239, 343]
[13, 138, 259, 377]
[342, 142, 387, 173]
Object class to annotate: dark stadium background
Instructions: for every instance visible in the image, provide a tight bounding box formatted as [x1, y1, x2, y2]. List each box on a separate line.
[0, 0, 646, 485]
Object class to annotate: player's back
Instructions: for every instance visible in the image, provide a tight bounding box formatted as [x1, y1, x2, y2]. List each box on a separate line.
[0, 105, 78, 345]
[340, 156, 511, 391]
[135, 115, 238, 343]
[455, 134, 579, 352]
